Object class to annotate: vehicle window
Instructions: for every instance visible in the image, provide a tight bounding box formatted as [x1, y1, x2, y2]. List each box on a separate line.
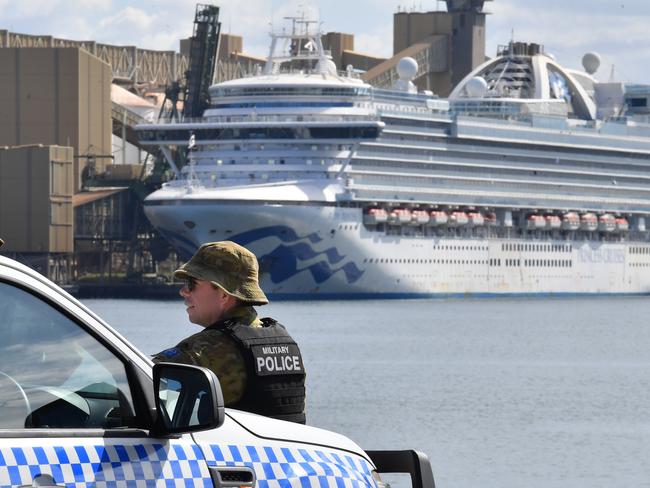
[0, 282, 136, 429]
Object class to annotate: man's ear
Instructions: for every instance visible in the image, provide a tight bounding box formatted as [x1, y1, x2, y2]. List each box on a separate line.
[223, 292, 238, 308]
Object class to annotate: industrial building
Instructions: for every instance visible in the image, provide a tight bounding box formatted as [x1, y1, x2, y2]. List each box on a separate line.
[0, 47, 112, 191]
[0, 43, 161, 289]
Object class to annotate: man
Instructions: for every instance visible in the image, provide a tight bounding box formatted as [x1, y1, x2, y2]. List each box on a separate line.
[153, 241, 306, 424]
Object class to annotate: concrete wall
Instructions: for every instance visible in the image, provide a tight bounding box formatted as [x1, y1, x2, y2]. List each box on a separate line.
[393, 10, 486, 96]
[394, 12, 453, 55]
[0, 145, 73, 253]
[450, 11, 486, 90]
[0, 47, 111, 192]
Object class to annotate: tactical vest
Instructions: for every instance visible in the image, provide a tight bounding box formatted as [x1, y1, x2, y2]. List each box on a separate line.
[221, 318, 306, 424]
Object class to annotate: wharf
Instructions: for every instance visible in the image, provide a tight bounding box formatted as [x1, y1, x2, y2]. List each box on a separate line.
[67, 282, 182, 300]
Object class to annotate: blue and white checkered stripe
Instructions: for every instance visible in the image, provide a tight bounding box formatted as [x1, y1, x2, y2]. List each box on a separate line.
[0, 440, 212, 487]
[202, 444, 377, 488]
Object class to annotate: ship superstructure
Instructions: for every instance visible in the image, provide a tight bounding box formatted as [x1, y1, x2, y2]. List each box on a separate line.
[136, 19, 650, 298]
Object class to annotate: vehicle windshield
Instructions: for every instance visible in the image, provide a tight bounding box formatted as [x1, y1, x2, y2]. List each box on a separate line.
[0, 281, 136, 429]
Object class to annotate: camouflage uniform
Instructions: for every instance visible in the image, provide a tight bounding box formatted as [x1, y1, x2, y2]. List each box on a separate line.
[152, 241, 305, 422]
[153, 305, 262, 405]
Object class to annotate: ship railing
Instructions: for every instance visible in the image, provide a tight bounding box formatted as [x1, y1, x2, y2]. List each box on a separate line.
[372, 88, 437, 103]
[347, 183, 650, 212]
[237, 66, 361, 79]
[205, 114, 380, 123]
[449, 99, 569, 118]
[163, 168, 332, 188]
[151, 113, 380, 125]
[149, 116, 205, 125]
[378, 109, 450, 119]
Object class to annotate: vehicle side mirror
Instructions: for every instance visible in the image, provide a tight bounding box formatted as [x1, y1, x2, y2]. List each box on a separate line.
[153, 363, 225, 435]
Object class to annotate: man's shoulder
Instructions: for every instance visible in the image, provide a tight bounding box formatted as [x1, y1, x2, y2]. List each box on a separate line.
[185, 326, 236, 346]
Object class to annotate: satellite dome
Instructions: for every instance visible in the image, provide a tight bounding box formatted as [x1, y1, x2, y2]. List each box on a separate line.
[582, 52, 601, 74]
[316, 59, 338, 75]
[465, 76, 488, 97]
[397, 57, 418, 80]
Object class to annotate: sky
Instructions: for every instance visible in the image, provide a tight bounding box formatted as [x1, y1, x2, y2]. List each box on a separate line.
[2, 0, 649, 85]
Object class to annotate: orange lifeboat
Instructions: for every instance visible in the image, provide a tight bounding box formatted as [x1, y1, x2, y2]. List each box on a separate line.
[598, 214, 616, 232]
[561, 212, 580, 230]
[615, 217, 629, 232]
[389, 208, 412, 225]
[363, 207, 388, 225]
[545, 214, 562, 230]
[526, 214, 546, 230]
[410, 209, 430, 225]
[484, 212, 497, 225]
[580, 213, 598, 231]
[449, 211, 469, 226]
[428, 210, 448, 226]
[467, 212, 484, 226]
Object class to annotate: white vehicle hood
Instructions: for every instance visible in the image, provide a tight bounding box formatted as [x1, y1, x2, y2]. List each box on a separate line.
[225, 409, 370, 459]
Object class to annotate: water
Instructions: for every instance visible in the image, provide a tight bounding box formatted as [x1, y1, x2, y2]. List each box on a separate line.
[83, 296, 650, 488]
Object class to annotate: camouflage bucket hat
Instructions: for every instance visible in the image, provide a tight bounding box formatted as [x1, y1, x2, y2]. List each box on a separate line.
[174, 241, 269, 305]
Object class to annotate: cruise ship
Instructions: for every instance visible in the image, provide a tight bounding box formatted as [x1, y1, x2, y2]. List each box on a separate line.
[136, 18, 650, 298]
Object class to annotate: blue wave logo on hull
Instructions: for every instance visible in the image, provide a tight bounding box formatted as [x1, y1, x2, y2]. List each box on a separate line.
[232, 226, 364, 285]
[262, 243, 363, 284]
[153, 225, 364, 285]
[233, 226, 323, 246]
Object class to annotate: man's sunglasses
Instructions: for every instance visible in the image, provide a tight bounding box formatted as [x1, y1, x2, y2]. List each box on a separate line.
[183, 277, 198, 291]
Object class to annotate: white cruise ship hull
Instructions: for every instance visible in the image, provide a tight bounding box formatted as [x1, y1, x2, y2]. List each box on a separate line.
[145, 200, 650, 298]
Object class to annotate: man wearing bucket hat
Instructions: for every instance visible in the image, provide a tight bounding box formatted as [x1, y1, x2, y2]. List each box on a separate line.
[153, 241, 306, 424]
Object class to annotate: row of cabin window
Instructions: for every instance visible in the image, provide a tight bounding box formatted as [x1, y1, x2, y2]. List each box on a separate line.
[363, 258, 490, 264]
[433, 244, 489, 251]
[361, 258, 573, 267]
[502, 242, 572, 253]
[513, 259, 573, 268]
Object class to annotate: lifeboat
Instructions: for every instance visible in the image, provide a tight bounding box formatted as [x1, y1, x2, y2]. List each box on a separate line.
[545, 214, 562, 230]
[526, 214, 546, 230]
[467, 212, 484, 226]
[615, 217, 629, 232]
[598, 214, 616, 232]
[410, 209, 430, 225]
[388, 208, 412, 225]
[484, 212, 497, 225]
[561, 212, 580, 230]
[362, 207, 388, 225]
[580, 213, 598, 232]
[448, 211, 469, 226]
[428, 210, 448, 226]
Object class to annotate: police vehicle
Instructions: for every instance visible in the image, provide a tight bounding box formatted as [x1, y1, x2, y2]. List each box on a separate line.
[0, 253, 435, 488]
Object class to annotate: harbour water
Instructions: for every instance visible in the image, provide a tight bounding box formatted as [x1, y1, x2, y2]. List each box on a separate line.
[83, 296, 650, 488]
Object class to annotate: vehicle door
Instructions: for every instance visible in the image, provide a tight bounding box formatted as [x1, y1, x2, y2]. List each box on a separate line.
[0, 277, 213, 487]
